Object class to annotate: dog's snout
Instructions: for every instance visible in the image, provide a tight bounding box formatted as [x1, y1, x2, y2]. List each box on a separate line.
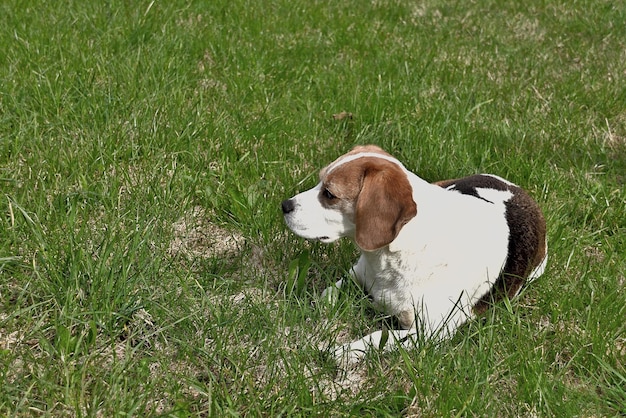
[281, 199, 295, 214]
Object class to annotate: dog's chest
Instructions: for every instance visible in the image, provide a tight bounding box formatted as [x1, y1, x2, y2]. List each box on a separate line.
[352, 252, 413, 313]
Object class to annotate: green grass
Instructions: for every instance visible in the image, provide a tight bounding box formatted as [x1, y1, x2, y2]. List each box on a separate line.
[1, 0, 625, 415]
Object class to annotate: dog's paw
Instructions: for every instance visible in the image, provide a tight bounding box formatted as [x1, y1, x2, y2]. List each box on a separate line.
[329, 342, 367, 369]
[317, 340, 365, 370]
[320, 285, 340, 307]
[320, 279, 343, 307]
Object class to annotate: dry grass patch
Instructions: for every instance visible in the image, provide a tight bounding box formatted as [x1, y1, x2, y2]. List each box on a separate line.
[169, 206, 245, 261]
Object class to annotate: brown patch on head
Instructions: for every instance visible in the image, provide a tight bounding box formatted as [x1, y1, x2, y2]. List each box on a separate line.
[317, 146, 394, 207]
[346, 144, 392, 156]
[320, 145, 393, 179]
[321, 153, 417, 251]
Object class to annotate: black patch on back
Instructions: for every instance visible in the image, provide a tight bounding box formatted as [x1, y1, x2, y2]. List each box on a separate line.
[442, 174, 510, 204]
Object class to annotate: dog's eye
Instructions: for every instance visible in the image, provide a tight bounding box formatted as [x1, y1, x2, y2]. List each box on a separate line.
[323, 188, 336, 200]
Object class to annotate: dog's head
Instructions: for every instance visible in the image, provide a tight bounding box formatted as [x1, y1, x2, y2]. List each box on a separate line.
[281, 145, 417, 251]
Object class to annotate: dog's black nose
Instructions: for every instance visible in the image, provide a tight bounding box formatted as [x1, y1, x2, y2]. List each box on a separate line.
[281, 199, 295, 214]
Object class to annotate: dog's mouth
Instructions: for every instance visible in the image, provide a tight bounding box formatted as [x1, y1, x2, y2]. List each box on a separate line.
[284, 223, 331, 243]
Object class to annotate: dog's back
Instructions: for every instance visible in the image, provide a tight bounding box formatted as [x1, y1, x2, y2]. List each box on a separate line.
[435, 174, 547, 314]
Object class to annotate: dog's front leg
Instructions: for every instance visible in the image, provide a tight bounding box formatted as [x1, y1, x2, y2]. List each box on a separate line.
[320, 261, 365, 304]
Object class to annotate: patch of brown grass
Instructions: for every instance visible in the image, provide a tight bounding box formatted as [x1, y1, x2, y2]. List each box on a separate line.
[168, 206, 245, 261]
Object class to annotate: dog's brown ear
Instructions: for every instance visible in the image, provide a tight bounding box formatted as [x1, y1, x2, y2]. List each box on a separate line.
[355, 162, 417, 251]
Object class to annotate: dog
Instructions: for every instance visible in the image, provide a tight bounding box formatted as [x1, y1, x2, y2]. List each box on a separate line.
[281, 145, 547, 365]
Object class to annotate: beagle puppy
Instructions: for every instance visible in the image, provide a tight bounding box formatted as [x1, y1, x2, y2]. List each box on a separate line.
[281, 145, 547, 365]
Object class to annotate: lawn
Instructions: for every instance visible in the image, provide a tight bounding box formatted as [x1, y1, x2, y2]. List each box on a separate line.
[1, 0, 625, 416]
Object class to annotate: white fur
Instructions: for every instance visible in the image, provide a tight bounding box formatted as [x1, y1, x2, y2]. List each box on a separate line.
[284, 151, 532, 367]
